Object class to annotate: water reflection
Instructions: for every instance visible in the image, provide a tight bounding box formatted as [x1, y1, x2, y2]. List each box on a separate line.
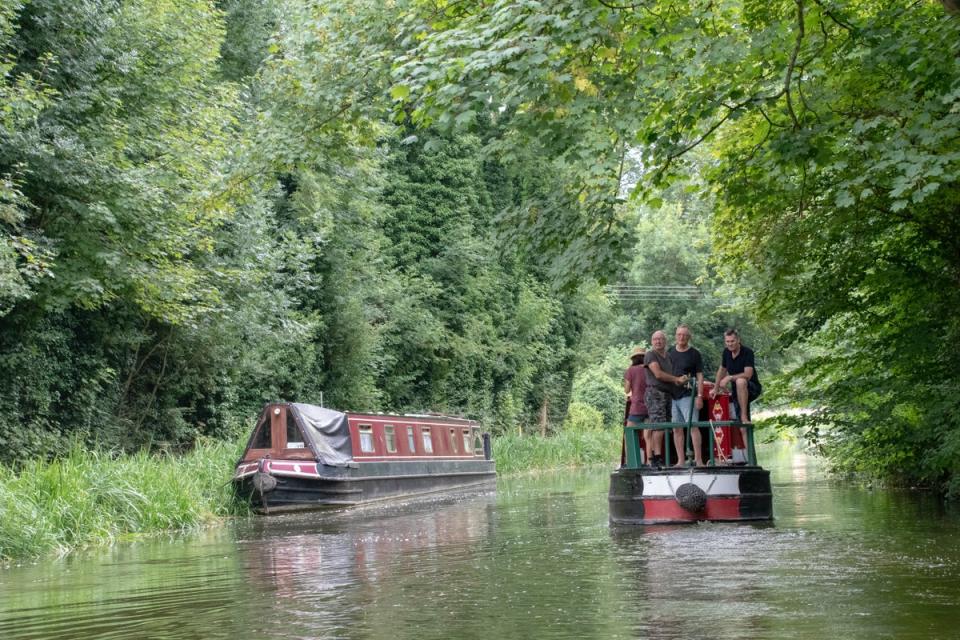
[2, 446, 960, 640]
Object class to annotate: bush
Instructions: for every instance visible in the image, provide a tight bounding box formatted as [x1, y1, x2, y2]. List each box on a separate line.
[562, 401, 604, 432]
[570, 366, 624, 428]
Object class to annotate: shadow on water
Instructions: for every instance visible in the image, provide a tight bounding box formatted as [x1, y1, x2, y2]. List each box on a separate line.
[2, 443, 960, 639]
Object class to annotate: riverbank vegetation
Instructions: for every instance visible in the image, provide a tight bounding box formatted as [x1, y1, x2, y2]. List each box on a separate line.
[1, 0, 958, 508]
[0, 429, 618, 562]
[0, 439, 246, 562]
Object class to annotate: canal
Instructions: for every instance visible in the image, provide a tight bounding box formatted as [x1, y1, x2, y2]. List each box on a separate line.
[2, 444, 960, 639]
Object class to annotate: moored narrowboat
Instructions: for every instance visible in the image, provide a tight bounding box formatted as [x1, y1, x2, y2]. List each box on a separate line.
[233, 403, 496, 514]
[609, 382, 773, 525]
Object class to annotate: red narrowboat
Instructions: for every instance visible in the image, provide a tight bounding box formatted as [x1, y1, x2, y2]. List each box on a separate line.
[233, 403, 496, 514]
[608, 382, 773, 525]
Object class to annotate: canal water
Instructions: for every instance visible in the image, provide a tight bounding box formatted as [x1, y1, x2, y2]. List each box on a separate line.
[2, 445, 960, 640]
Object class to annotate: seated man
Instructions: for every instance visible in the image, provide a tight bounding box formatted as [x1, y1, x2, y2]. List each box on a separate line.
[710, 329, 762, 451]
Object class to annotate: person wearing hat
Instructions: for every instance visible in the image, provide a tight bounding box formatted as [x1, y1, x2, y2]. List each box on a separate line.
[623, 346, 649, 462]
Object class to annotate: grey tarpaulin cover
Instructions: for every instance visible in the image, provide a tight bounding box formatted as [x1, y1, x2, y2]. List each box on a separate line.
[291, 403, 353, 466]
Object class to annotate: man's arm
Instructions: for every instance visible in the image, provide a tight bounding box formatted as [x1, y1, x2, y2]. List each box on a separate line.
[710, 365, 727, 397]
[726, 366, 754, 382]
[648, 362, 687, 385]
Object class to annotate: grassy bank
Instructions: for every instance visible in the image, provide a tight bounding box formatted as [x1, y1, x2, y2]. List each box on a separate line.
[0, 438, 248, 562]
[0, 429, 621, 562]
[491, 429, 621, 475]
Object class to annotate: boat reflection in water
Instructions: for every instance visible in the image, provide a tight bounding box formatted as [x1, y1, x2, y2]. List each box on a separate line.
[240, 488, 497, 604]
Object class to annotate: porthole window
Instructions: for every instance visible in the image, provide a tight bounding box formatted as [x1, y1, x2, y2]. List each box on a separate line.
[449, 428, 458, 452]
[462, 429, 472, 453]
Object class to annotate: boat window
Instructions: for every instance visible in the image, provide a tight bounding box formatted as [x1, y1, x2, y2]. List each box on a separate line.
[359, 425, 375, 453]
[385, 425, 397, 453]
[462, 429, 472, 453]
[421, 427, 433, 453]
[252, 414, 271, 449]
[449, 428, 458, 452]
[286, 412, 304, 449]
[473, 428, 483, 455]
[406, 426, 416, 453]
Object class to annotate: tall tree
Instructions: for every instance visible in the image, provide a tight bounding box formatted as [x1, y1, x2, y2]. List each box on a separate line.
[392, 0, 960, 490]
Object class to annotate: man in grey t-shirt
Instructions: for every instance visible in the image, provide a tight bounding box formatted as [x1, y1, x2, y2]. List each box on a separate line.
[643, 330, 689, 467]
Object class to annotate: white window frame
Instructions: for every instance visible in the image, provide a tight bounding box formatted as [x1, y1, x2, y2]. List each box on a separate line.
[359, 425, 375, 453]
[385, 425, 397, 453]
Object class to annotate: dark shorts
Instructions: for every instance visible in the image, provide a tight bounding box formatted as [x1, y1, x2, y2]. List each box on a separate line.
[731, 380, 762, 417]
[627, 414, 648, 425]
[644, 388, 671, 423]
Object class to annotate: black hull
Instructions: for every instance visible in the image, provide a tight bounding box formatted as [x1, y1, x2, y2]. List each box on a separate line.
[235, 459, 496, 514]
[608, 466, 773, 525]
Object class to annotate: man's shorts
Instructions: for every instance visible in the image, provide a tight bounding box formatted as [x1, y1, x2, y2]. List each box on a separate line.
[644, 387, 670, 423]
[671, 394, 697, 424]
[730, 380, 762, 419]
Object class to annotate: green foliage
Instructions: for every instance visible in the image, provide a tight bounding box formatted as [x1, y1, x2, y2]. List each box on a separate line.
[393, 0, 960, 493]
[561, 401, 605, 432]
[0, 437, 248, 562]
[570, 367, 623, 428]
[492, 429, 621, 475]
[0, 0, 606, 468]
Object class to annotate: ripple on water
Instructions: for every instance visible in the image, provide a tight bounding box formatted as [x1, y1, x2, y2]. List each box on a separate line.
[3, 455, 960, 639]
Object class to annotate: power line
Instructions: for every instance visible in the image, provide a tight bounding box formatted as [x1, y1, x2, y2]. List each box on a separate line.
[603, 285, 702, 301]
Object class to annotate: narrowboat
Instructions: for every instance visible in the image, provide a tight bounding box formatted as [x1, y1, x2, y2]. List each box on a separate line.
[609, 382, 773, 525]
[233, 403, 496, 514]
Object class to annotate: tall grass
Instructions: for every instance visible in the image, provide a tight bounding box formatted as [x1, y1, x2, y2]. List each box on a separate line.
[492, 429, 621, 475]
[1, 429, 621, 562]
[0, 437, 248, 562]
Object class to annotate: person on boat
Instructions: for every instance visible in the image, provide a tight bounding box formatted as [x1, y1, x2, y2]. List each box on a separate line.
[623, 346, 649, 427]
[710, 328, 762, 447]
[644, 330, 689, 467]
[669, 324, 705, 467]
[622, 346, 649, 464]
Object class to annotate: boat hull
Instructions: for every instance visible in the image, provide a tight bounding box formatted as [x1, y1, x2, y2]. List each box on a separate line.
[608, 466, 773, 525]
[235, 458, 496, 514]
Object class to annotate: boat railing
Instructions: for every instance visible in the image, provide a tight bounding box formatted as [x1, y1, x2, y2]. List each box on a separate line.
[622, 379, 758, 469]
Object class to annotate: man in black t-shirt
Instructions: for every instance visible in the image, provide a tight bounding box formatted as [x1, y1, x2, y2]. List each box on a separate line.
[668, 324, 705, 466]
[710, 328, 762, 427]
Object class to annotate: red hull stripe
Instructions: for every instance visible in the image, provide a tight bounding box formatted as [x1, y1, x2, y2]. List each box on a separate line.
[642, 497, 742, 522]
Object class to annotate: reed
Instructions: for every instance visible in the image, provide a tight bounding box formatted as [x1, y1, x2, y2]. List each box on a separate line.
[492, 429, 621, 475]
[0, 437, 249, 562]
[1, 429, 622, 562]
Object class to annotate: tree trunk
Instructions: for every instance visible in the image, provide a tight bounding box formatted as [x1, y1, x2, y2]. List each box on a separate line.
[539, 397, 549, 437]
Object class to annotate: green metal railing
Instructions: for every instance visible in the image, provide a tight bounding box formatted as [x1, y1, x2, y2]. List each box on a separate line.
[623, 380, 757, 469]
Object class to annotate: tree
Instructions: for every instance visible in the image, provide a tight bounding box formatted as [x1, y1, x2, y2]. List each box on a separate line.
[392, 0, 960, 490]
